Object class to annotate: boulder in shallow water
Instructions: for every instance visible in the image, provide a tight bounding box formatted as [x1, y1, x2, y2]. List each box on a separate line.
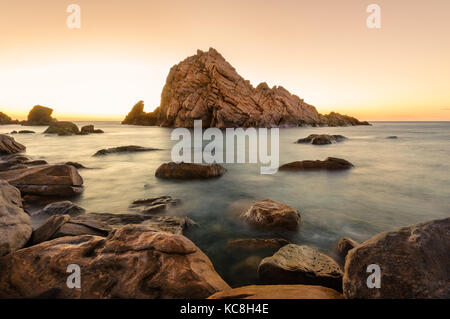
[240, 199, 301, 231]
[258, 244, 343, 292]
[227, 238, 290, 250]
[80, 125, 104, 134]
[44, 121, 79, 136]
[0, 180, 32, 256]
[0, 225, 230, 298]
[343, 217, 450, 299]
[335, 237, 359, 262]
[279, 157, 354, 171]
[296, 134, 347, 145]
[208, 284, 343, 299]
[155, 162, 226, 179]
[0, 134, 26, 154]
[130, 195, 181, 214]
[0, 164, 83, 197]
[93, 145, 159, 156]
[34, 200, 86, 217]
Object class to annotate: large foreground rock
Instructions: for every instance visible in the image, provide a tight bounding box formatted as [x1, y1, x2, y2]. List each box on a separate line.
[44, 121, 79, 136]
[208, 285, 343, 299]
[23, 105, 55, 126]
[258, 244, 343, 291]
[0, 225, 230, 298]
[0, 180, 32, 256]
[279, 157, 354, 171]
[155, 162, 226, 179]
[0, 134, 26, 154]
[240, 199, 301, 231]
[0, 164, 83, 196]
[122, 48, 369, 128]
[343, 217, 450, 299]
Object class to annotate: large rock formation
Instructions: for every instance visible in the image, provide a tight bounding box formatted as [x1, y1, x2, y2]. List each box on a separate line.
[122, 48, 370, 128]
[23, 105, 55, 126]
[208, 284, 343, 299]
[0, 112, 19, 125]
[343, 217, 450, 299]
[0, 225, 230, 298]
[258, 244, 343, 292]
[0, 134, 26, 154]
[0, 180, 32, 256]
[0, 164, 83, 196]
[44, 121, 79, 136]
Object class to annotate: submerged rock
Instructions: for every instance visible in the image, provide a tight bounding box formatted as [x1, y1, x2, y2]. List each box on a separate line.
[0, 180, 32, 256]
[33, 200, 86, 217]
[122, 48, 369, 128]
[130, 196, 181, 214]
[343, 217, 450, 299]
[240, 199, 301, 231]
[23, 105, 55, 126]
[93, 145, 159, 156]
[227, 238, 290, 250]
[208, 284, 343, 299]
[258, 244, 343, 292]
[11, 130, 35, 134]
[155, 162, 226, 179]
[296, 134, 347, 145]
[279, 157, 354, 171]
[0, 134, 26, 154]
[0, 225, 230, 298]
[44, 121, 79, 136]
[0, 164, 83, 197]
[65, 161, 89, 169]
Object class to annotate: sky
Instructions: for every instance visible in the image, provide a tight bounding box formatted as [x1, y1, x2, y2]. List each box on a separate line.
[0, 0, 449, 121]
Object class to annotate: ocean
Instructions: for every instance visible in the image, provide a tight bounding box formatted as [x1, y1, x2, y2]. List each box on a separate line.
[4, 121, 450, 286]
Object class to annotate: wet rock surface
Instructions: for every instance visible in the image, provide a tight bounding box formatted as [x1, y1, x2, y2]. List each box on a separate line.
[44, 121, 79, 136]
[0, 134, 26, 154]
[279, 157, 354, 171]
[296, 134, 347, 145]
[155, 162, 226, 179]
[93, 145, 159, 156]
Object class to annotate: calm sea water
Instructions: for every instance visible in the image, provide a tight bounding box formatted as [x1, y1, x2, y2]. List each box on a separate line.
[3, 121, 450, 286]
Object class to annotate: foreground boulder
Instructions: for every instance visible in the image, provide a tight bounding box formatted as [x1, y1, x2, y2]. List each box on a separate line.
[93, 145, 159, 156]
[155, 162, 226, 179]
[0, 164, 83, 196]
[208, 285, 343, 299]
[240, 199, 301, 231]
[258, 244, 343, 292]
[0, 225, 230, 298]
[279, 157, 354, 171]
[0, 180, 32, 256]
[23, 105, 55, 126]
[29, 214, 71, 245]
[343, 217, 450, 299]
[44, 121, 79, 136]
[0, 134, 26, 154]
[296, 134, 347, 145]
[122, 48, 369, 128]
[335, 237, 359, 261]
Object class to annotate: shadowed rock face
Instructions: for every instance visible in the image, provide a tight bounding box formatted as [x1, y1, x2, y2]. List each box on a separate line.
[44, 121, 79, 136]
[208, 284, 343, 299]
[0, 112, 19, 125]
[122, 48, 370, 128]
[155, 162, 226, 179]
[23, 105, 55, 126]
[0, 180, 32, 256]
[0, 134, 26, 154]
[343, 217, 450, 299]
[279, 157, 354, 171]
[296, 134, 347, 145]
[0, 225, 230, 298]
[0, 164, 83, 196]
[258, 244, 343, 292]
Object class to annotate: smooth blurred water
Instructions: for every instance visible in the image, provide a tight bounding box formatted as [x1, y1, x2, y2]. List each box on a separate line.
[3, 121, 449, 286]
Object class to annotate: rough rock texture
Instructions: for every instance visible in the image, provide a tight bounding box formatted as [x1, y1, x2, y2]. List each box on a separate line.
[279, 157, 354, 171]
[343, 217, 450, 299]
[155, 162, 226, 179]
[227, 238, 290, 250]
[240, 199, 301, 231]
[130, 196, 181, 214]
[0, 180, 32, 256]
[258, 244, 343, 292]
[0, 112, 19, 124]
[23, 105, 55, 126]
[296, 134, 347, 145]
[208, 284, 343, 299]
[0, 164, 83, 196]
[335, 237, 359, 261]
[33, 201, 86, 217]
[93, 145, 159, 156]
[29, 214, 71, 245]
[122, 48, 370, 128]
[0, 225, 230, 298]
[44, 121, 79, 136]
[0, 134, 26, 154]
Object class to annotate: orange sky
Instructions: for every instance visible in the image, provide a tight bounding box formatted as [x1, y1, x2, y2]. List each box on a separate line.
[1, 0, 449, 121]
